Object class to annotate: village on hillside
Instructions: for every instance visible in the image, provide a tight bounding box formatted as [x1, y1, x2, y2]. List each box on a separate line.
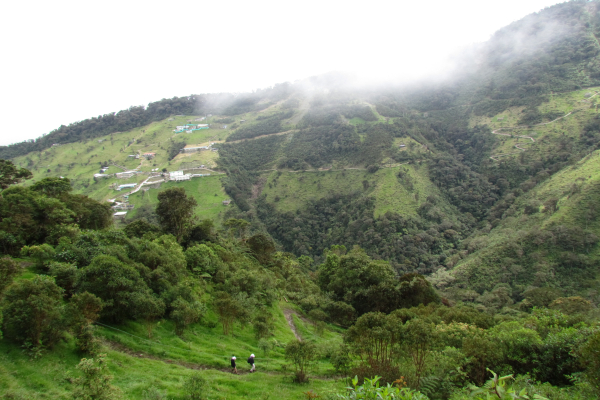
[94, 139, 224, 220]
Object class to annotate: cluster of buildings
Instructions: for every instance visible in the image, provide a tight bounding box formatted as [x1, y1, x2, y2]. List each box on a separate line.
[94, 166, 111, 179]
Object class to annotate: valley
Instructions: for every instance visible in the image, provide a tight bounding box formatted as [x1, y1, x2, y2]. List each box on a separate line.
[3, 1, 600, 399]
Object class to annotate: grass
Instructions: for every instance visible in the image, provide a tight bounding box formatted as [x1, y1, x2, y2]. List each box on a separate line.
[0, 335, 346, 400]
[260, 163, 460, 221]
[449, 149, 600, 295]
[10, 100, 299, 207]
[126, 175, 230, 222]
[0, 300, 346, 400]
[370, 164, 448, 218]
[348, 117, 366, 125]
[260, 169, 364, 213]
[470, 87, 600, 163]
[1, 264, 348, 399]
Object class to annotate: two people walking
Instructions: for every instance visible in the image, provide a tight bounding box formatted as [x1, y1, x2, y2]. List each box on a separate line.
[230, 354, 255, 374]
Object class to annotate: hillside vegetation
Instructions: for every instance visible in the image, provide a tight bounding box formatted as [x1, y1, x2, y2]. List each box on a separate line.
[4, 1, 600, 399]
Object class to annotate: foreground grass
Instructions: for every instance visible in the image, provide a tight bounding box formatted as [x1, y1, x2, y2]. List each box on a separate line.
[0, 300, 346, 399]
[0, 339, 346, 400]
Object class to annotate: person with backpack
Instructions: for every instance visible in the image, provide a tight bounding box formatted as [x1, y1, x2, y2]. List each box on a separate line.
[248, 353, 255, 372]
[230, 355, 238, 374]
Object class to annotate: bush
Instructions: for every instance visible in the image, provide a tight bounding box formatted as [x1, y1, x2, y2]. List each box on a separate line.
[330, 344, 353, 376]
[183, 373, 208, 400]
[0, 256, 20, 294]
[171, 296, 205, 336]
[71, 354, 122, 400]
[285, 340, 318, 383]
[335, 376, 429, 400]
[253, 310, 274, 340]
[142, 386, 168, 400]
[578, 330, 600, 395]
[67, 291, 103, 354]
[2, 275, 64, 349]
[76, 255, 154, 322]
[549, 296, 593, 314]
[48, 261, 77, 296]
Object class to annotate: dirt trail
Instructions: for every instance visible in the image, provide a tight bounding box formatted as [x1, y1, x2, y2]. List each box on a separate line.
[283, 308, 302, 341]
[104, 339, 271, 376]
[226, 129, 295, 144]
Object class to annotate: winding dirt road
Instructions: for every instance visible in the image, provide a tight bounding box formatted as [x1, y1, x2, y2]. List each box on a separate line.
[488, 91, 599, 161]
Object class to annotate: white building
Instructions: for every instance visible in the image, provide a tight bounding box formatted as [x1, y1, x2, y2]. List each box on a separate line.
[169, 170, 191, 181]
[117, 183, 137, 190]
[94, 174, 110, 178]
[113, 211, 127, 220]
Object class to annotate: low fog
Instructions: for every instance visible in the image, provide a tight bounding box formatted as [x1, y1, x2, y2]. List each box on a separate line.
[0, 0, 564, 146]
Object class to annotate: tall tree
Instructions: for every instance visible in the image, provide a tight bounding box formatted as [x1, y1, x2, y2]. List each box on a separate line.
[155, 187, 197, 242]
[0, 160, 32, 198]
[31, 177, 72, 197]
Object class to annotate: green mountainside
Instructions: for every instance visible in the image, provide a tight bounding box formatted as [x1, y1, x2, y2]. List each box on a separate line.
[4, 1, 600, 399]
[8, 0, 600, 296]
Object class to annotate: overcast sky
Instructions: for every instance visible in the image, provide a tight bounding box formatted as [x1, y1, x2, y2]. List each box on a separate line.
[0, 0, 564, 146]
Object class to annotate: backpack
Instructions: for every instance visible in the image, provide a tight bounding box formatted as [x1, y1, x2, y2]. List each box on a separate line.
[247, 357, 253, 364]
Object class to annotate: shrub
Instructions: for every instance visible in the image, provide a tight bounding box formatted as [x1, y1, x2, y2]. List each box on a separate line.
[183, 373, 208, 400]
[76, 255, 154, 322]
[2, 275, 64, 348]
[330, 344, 353, 377]
[71, 354, 122, 400]
[20, 244, 56, 269]
[0, 256, 20, 294]
[142, 386, 168, 400]
[67, 291, 103, 354]
[253, 310, 274, 340]
[577, 330, 600, 395]
[335, 376, 429, 399]
[258, 338, 274, 357]
[285, 340, 318, 383]
[170, 297, 205, 336]
[549, 296, 593, 314]
[48, 261, 77, 296]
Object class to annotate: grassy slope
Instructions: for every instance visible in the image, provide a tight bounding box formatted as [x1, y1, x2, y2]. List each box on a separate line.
[126, 176, 229, 222]
[259, 163, 459, 220]
[11, 115, 227, 200]
[9, 103, 300, 225]
[470, 87, 600, 160]
[449, 149, 600, 293]
[0, 268, 345, 399]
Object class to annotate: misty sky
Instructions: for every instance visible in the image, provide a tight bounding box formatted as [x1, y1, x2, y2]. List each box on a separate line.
[0, 0, 564, 146]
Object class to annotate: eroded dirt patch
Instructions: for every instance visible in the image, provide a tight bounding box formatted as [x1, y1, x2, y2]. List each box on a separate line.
[283, 309, 302, 341]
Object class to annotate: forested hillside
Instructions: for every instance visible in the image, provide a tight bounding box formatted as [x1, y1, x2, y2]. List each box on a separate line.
[3, 1, 600, 399]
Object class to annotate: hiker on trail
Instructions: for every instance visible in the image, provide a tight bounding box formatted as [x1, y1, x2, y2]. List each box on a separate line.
[231, 355, 238, 374]
[248, 353, 256, 372]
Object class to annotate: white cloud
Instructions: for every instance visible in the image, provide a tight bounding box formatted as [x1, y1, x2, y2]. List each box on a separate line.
[0, 0, 563, 146]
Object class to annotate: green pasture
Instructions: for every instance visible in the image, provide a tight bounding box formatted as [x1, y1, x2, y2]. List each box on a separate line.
[0, 309, 347, 400]
[1, 264, 347, 400]
[126, 175, 229, 222]
[11, 115, 232, 200]
[260, 169, 365, 213]
[259, 163, 460, 221]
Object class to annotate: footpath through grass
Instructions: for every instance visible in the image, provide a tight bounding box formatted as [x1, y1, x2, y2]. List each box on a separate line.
[0, 300, 347, 400]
